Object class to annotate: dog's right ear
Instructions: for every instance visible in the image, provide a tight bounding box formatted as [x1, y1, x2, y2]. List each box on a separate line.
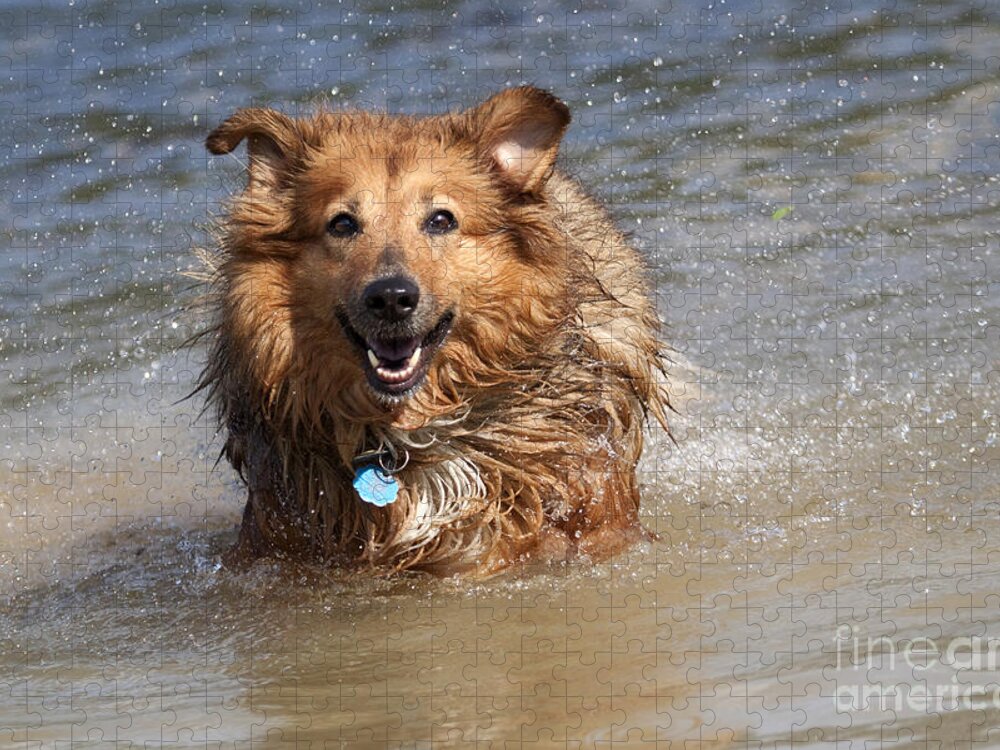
[206, 108, 302, 189]
[464, 87, 571, 196]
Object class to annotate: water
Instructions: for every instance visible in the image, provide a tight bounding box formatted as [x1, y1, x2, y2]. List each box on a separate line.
[2, 0, 999, 746]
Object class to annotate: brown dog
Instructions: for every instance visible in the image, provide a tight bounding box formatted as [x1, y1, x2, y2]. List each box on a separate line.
[199, 87, 669, 574]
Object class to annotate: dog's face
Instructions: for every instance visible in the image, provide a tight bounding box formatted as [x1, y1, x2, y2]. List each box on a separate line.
[208, 87, 571, 421]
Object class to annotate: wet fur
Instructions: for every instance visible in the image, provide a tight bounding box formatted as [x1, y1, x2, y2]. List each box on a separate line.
[198, 87, 670, 575]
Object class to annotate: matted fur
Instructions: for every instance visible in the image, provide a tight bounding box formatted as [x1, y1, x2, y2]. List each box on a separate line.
[197, 87, 670, 575]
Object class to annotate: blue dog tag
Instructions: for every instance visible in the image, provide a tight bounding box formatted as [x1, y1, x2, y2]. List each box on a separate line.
[353, 465, 399, 506]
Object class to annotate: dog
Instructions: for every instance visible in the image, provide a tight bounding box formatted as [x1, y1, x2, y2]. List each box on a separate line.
[198, 86, 670, 575]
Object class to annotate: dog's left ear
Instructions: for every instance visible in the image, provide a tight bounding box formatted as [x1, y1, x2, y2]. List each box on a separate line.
[206, 108, 305, 192]
[465, 86, 571, 195]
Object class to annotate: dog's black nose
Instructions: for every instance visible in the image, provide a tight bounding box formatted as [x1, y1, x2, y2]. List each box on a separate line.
[363, 276, 420, 322]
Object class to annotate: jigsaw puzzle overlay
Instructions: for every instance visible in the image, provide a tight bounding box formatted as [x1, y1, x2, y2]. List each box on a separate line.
[2, 0, 999, 746]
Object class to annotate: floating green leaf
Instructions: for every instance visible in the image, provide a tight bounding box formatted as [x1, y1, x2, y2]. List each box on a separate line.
[772, 206, 793, 221]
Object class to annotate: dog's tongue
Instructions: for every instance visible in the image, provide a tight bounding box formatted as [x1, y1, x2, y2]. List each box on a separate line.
[368, 336, 420, 363]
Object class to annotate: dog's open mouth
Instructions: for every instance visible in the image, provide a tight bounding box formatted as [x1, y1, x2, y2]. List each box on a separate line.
[339, 311, 454, 397]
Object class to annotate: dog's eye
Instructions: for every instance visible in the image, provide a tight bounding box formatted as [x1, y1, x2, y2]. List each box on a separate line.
[328, 213, 360, 238]
[424, 210, 457, 235]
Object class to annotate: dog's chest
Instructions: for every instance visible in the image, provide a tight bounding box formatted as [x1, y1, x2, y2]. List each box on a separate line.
[370, 426, 488, 549]
[397, 452, 487, 548]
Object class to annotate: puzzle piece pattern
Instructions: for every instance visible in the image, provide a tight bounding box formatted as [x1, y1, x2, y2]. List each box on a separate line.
[2, 0, 1000, 747]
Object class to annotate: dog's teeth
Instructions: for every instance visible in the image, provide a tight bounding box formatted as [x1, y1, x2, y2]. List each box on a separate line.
[374, 355, 420, 384]
[408, 347, 422, 367]
[367, 349, 379, 368]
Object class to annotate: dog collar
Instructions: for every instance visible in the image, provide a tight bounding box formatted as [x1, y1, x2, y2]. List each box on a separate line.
[351, 446, 408, 507]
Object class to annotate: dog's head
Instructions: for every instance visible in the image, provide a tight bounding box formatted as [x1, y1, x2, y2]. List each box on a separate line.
[207, 87, 571, 422]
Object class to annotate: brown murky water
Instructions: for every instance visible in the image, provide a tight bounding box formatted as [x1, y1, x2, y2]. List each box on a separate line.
[3, 0, 1000, 747]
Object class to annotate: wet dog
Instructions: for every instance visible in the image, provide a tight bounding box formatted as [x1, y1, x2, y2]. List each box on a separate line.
[199, 87, 669, 574]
